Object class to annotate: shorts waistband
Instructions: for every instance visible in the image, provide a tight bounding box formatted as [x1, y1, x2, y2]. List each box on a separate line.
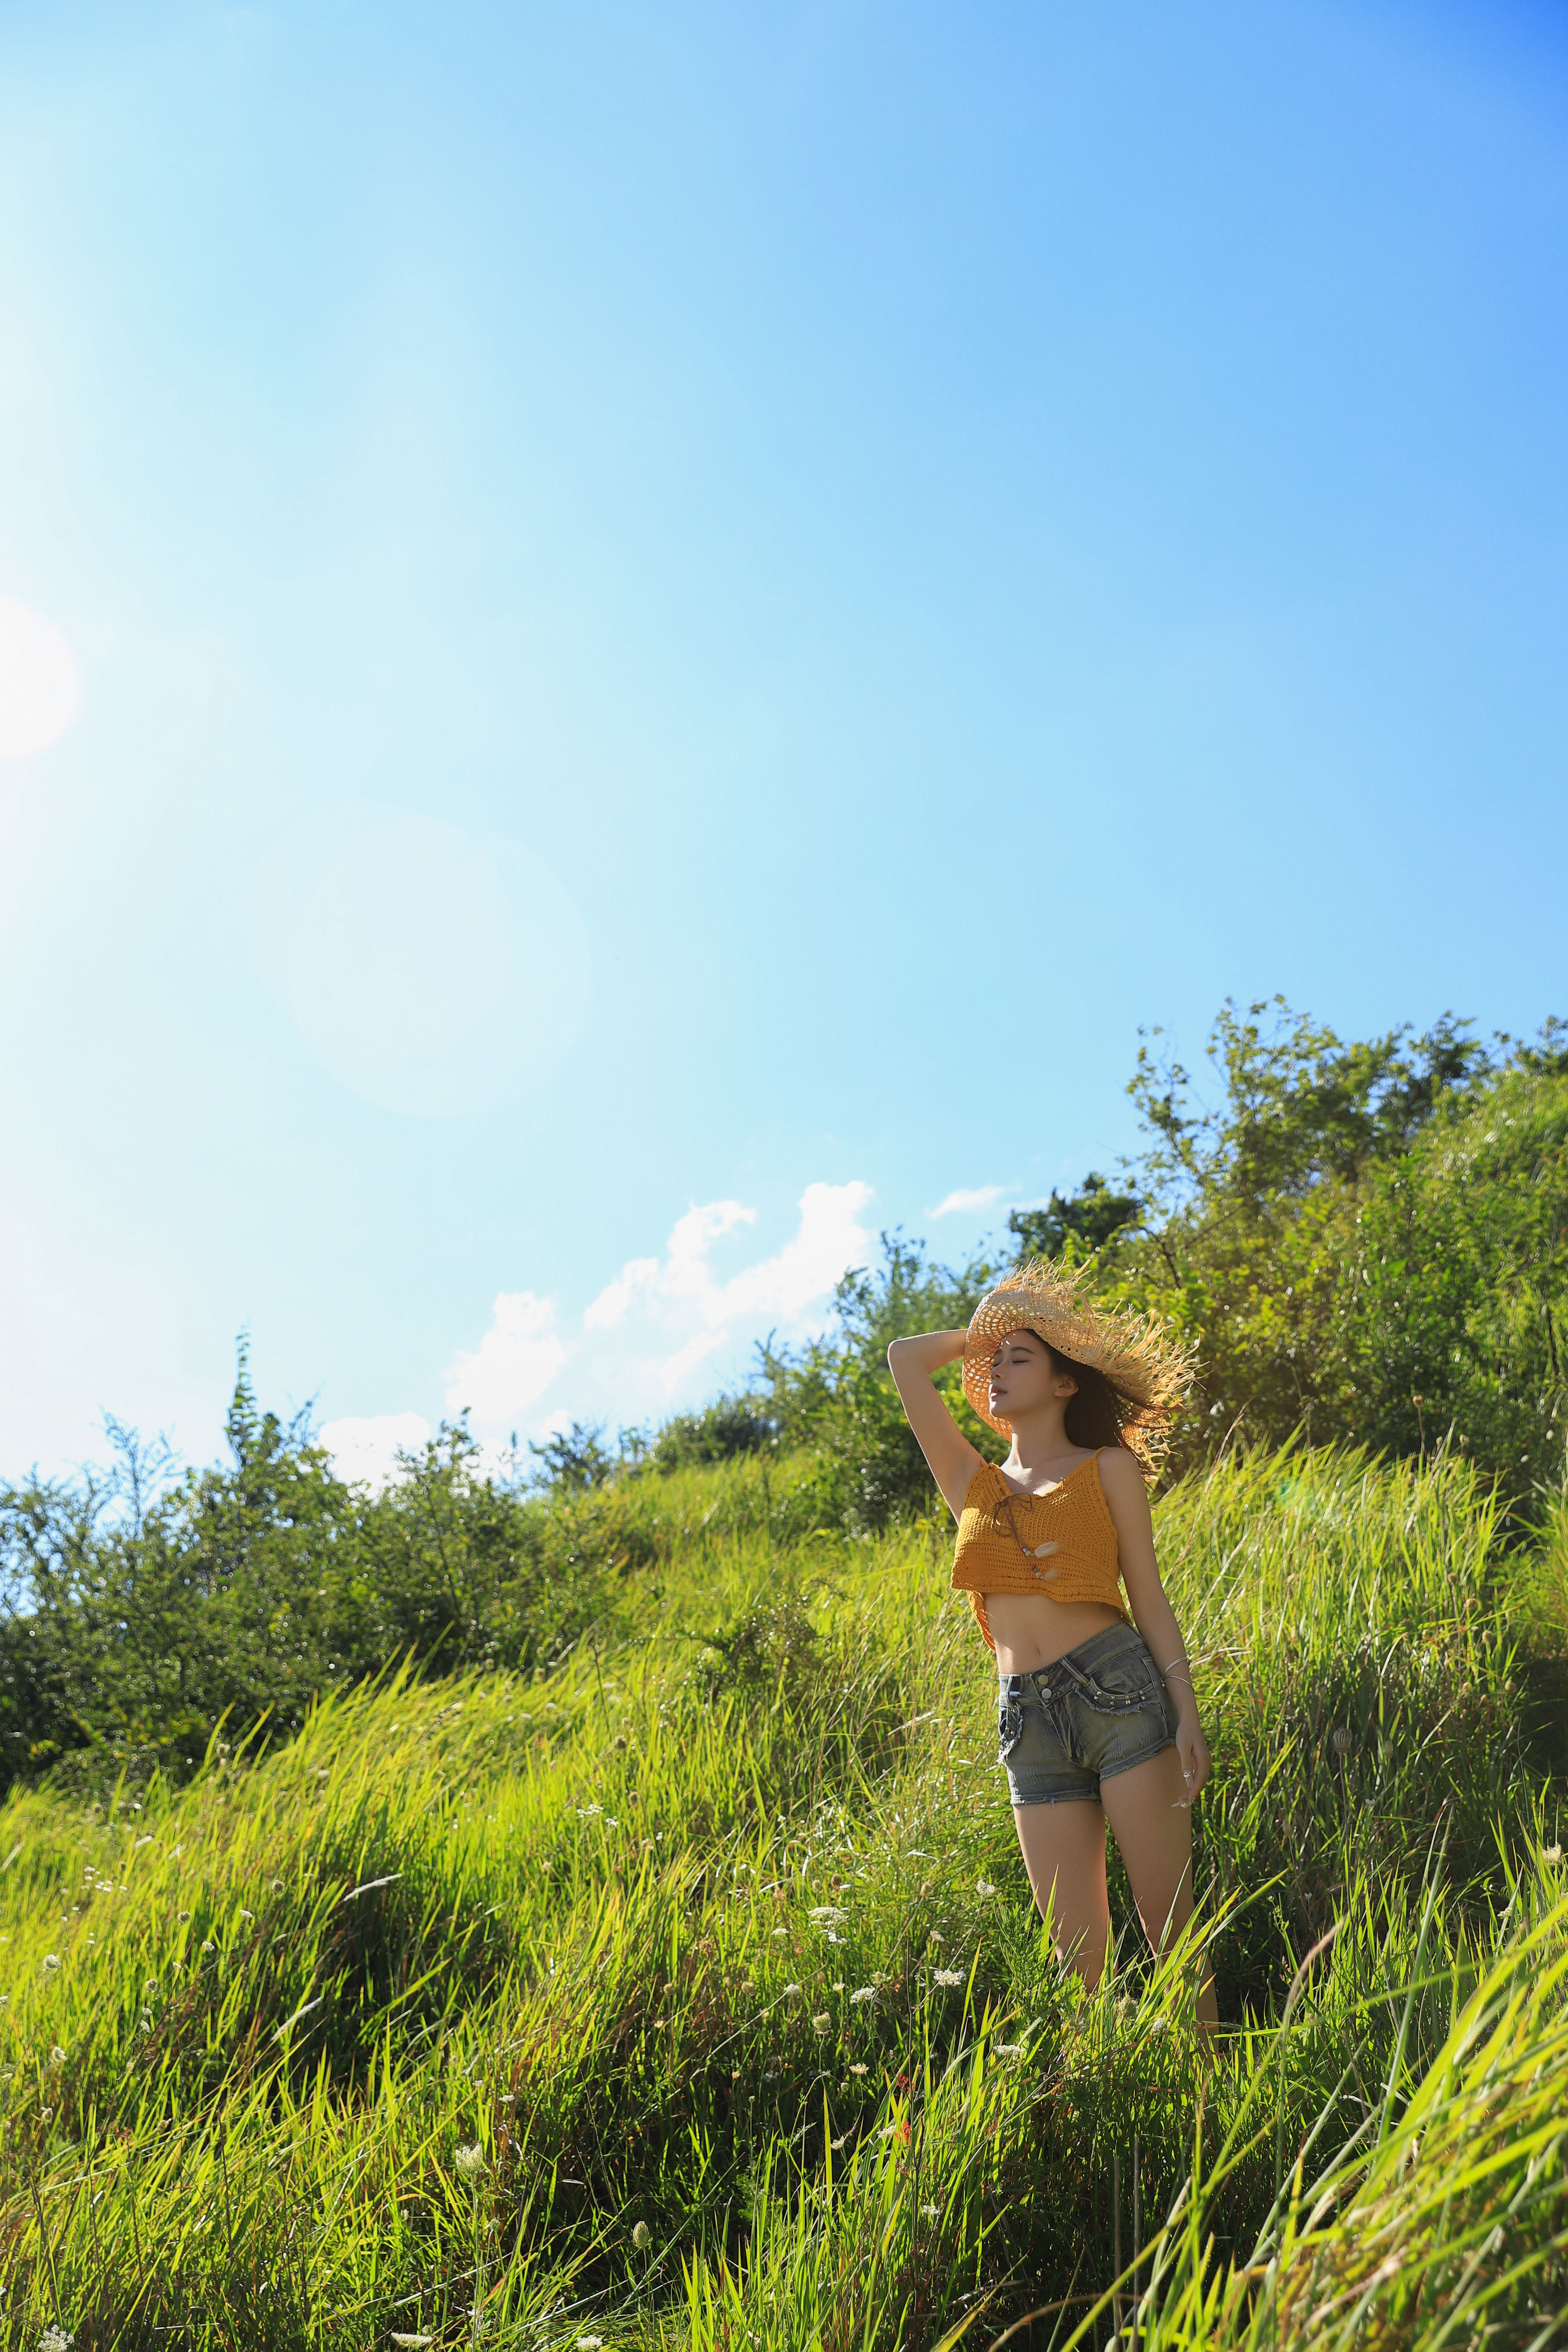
[997, 1621, 1149, 1693]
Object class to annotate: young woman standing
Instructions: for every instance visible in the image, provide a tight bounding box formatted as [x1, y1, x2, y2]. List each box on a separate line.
[888, 1261, 1217, 2026]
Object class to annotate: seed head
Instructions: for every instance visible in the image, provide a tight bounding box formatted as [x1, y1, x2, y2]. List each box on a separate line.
[631, 2218, 652, 2250]
[1330, 1727, 1352, 1758]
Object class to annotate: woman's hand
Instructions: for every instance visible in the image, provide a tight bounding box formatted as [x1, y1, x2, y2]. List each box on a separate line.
[1173, 1707, 1211, 1806]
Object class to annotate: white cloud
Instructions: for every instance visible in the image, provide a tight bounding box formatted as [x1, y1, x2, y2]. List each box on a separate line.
[587, 1182, 872, 1348]
[714, 1181, 874, 1322]
[319, 1412, 431, 1490]
[0, 599, 81, 760]
[584, 1199, 757, 1329]
[928, 1185, 1005, 1218]
[326, 1178, 875, 1463]
[444, 1290, 566, 1430]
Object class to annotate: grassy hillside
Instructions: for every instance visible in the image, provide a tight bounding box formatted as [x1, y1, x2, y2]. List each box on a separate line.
[1, 1444, 1566, 2347]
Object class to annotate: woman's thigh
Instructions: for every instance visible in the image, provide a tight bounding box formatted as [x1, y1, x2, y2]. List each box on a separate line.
[1011, 1799, 1111, 1972]
[1098, 1743, 1194, 1951]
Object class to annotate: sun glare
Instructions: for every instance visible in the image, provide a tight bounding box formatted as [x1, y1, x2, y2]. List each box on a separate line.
[0, 599, 81, 760]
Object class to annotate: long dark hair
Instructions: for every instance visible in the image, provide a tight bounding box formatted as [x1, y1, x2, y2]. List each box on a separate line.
[1041, 1340, 1143, 1455]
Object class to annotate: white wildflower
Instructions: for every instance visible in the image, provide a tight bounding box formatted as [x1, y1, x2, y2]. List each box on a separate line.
[48, 2046, 65, 2067]
[389, 2336, 434, 2347]
[992, 2042, 1024, 2059]
[933, 1969, 964, 1988]
[976, 1879, 996, 1898]
[1543, 1845, 1563, 1867]
[772, 1926, 787, 1938]
[782, 1982, 802, 1997]
[38, 2328, 74, 2352]
[576, 1804, 602, 1819]
[849, 1986, 876, 2005]
[808, 1905, 846, 1922]
[42, 1955, 60, 1973]
[577, 2340, 605, 2349]
[920, 2202, 938, 2217]
[927, 1931, 945, 1948]
[454, 2142, 486, 2177]
[849, 2062, 868, 2076]
[811, 2013, 832, 2033]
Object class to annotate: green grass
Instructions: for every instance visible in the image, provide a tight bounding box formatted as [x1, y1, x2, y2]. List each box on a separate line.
[0, 1444, 1565, 2348]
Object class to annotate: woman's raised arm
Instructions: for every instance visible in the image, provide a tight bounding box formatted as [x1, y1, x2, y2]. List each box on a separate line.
[887, 1329, 986, 1520]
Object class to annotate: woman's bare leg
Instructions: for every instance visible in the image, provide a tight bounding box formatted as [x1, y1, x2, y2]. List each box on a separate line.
[1099, 1746, 1218, 2027]
[1011, 1800, 1112, 1985]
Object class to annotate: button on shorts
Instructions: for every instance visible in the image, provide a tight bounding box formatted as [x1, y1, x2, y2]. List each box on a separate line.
[997, 1622, 1179, 1806]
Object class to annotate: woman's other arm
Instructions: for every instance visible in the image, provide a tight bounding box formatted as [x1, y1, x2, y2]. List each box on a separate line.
[1097, 1447, 1213, 1802]
[886, 1329, 985, 1521]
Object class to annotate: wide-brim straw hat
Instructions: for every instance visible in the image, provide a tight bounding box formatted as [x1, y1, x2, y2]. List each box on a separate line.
[962, 1257, 1196, 1473]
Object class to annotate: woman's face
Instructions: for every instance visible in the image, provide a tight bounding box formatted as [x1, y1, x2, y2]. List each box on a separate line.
[988, 1326, 1077, 1423]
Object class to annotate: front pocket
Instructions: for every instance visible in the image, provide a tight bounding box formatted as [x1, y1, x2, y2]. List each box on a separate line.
[1063, 1655, 1159, 1714]
[997, 1696, 1025, 1760]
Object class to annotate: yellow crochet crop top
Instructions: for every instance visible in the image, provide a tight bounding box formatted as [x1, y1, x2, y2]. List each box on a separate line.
[951, 1454, 1128, 1654]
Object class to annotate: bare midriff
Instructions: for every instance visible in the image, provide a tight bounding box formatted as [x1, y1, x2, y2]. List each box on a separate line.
[983, 1591, 1124, 1677]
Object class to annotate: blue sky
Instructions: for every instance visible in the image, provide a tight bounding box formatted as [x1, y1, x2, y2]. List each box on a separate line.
[2, 0, 1566, 1483]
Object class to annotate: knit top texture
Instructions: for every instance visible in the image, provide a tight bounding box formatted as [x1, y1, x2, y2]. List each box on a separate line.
[951, 1454, 1128, 1654]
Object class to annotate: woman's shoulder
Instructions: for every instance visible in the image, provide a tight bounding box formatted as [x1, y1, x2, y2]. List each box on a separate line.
[1091, 1444, 1149, 1503]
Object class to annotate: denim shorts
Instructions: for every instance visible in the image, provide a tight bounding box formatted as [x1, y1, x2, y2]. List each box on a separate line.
[997, 1623, 1179, 1806]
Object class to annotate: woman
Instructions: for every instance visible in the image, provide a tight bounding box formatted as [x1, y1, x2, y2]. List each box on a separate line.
[888, 1260, 1216, 2025]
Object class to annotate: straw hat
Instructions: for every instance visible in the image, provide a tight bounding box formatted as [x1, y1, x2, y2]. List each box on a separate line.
[962, 1257, 1196, 1472]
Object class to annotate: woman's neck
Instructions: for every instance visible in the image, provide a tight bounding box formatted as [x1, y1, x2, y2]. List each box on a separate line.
[1003, 1407, 1085, 1484]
